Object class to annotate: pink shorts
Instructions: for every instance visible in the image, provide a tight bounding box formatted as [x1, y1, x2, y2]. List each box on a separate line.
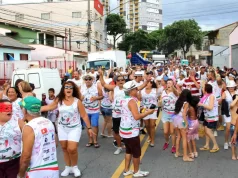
[173, 115, 185, 129]
[187, 119, 199, 142]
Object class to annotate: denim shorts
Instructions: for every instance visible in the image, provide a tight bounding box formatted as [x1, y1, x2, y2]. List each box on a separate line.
[230, 124, 238, 147]
[101, 107, 112, 117]
[88, 113, 100, 127]
[203, 120, 217, 129]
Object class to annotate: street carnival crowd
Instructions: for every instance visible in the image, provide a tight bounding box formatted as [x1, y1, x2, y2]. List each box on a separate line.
[1, 59, 238, 178]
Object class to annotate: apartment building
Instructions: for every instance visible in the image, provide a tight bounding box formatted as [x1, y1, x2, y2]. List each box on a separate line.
[119, 0, 162, 32]
[1, 0, 109, 52]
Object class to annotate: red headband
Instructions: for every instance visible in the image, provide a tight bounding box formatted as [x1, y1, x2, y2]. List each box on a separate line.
[0, 103, 12, 113]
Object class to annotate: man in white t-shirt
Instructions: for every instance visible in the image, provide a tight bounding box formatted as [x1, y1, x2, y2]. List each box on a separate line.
[156, 68, 164, 81]
[133, 71, 144, 87]
[199, 66, 207, 82]
[67, 70, 82, 87]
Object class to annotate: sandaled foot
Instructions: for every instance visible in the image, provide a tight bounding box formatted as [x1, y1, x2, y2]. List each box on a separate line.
[183, 157, 194, 162]
[94, 143, 100, 148]
[210, 148, 219, 153]
[189, 153, 194, 159]
[174, 153, 183, 158]
[150, 143, 155, 147]
[200, 146, 209, 151]
[86, 143, 93, 147]
[194, 152, 198, 158]
[100, 133, 107, 138]
[232, 156, 237, 160]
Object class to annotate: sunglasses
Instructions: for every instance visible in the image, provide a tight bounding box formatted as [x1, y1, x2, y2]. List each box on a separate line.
[64, 86, 73, 89]
[84, 78, 92, 81]
[117, 79, 125, 82]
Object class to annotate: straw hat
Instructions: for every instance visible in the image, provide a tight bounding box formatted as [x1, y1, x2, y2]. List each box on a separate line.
[226, 80, 236, 88]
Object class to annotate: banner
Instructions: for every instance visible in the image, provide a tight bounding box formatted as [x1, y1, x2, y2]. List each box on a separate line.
[94, 0, 103, 16]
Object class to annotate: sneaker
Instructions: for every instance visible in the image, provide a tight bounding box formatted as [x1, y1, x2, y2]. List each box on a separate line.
[224, 142, 229, 150]
[217, 125, 224, 131]
[123, 170, 133, 176]
[71, 166, 81, 177]
[113, 140, 118, 148]
[133, 170, 149, 177]
[114, 147, 122, 155]
[140, 129, 146, 135]
[61, 166, 72, 177]
[171, 146, 176, 153]
[163, 142, 169, 150]
[213, 130, 218, 137]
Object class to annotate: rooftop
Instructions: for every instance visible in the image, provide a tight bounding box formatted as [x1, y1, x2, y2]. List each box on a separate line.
[0, 34, 34, 50]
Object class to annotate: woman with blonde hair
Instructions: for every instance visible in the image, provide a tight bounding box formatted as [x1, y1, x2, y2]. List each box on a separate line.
[0, 82, 10, 99]
[17, 81, 34, 98]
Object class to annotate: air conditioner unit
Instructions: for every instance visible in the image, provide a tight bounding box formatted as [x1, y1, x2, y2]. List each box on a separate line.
[29, 39, 35, 43]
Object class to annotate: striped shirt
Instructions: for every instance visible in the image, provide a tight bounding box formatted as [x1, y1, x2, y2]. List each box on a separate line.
[183, 77, 201, 96]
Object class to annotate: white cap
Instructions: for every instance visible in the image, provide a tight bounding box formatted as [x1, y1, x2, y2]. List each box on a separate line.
[123, 81, 137, 91]
[82, 73, 95, 80]
[226, 80, 236, 88]
[134, 71, 144, 76]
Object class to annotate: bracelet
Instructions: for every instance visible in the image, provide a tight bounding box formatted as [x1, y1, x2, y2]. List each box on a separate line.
[87, 127, 92, 130]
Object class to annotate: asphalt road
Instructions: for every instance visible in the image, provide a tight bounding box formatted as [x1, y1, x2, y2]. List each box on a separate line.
[57, 114, 238, 178]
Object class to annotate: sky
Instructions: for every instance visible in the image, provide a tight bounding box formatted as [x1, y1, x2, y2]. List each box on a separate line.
[110, 0, 238, 31]
[2, 0, 238, 31]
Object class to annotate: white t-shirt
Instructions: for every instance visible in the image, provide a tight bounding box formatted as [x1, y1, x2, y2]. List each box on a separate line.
[133, 80, 143, 87]
[67, 78, 82, 87]
[156, 74, 164, 81]
[177, 78, 185, 86]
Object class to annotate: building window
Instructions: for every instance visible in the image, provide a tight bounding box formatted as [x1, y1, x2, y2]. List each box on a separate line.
[15, 13, 24, 21]
[3, 53, 14, 61]
[39, 33, 44, 44]
[100, 34, 102, 40]
[95, 31, 98, 39]
[72, 12, 81, 18]
[46, 34, 54, 47]
[20, 54, 28, 60]
[41, 13, 50, 20]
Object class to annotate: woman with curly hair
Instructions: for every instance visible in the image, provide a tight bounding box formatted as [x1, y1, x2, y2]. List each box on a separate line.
[41, 81, 94, 177]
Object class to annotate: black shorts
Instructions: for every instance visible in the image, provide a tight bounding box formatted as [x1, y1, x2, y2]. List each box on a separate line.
[123, 136, 141, 158]
[203, 120, 217, 129]
[112, 117, 121, 134]
[0, 157, 20, 178]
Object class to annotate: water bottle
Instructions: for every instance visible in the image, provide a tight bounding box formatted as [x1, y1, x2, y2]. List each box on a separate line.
[182, 120, 186, 127]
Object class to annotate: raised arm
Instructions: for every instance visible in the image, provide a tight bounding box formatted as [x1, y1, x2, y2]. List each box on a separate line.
[98, 68, 115, 91]
[41, 98, 58, 112]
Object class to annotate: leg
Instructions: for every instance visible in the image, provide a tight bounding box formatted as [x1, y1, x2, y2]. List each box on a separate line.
[124, 154, 132, 172]
[180, 129, 193, 161]
[149, 119, 156, 145]
[133, 157, 141, 173]
[144, 120, 151, 140]
[205, 126, 219, 150]
[91, 113, 99, 146]
[163, 122, 170, 143]
[175, 128, 181, 156]
[231, 145, 237, 160]
[188, 141, 193, 156]
[114, 133, 122, 147]
[225, 122, 231, 143]
[169, 122, 176, 147]
[192, 139, 197, 153]
[87, 114, 93, 144]
[101, 115, 107, 135]
[67, 141, 79, 166]
[105, 115, 113, 136]
[60, 141, 71, 166]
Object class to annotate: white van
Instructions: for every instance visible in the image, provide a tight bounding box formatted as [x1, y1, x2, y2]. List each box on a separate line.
[11, 68, 61, 99]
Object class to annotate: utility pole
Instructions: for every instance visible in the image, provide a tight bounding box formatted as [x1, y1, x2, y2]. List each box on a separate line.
[69, 28, 71, 51]
[87, 0, 91, 53]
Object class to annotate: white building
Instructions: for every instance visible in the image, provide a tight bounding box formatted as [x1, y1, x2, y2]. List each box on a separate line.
[1, 0, 108, 52]
[118, 0, 162, 32]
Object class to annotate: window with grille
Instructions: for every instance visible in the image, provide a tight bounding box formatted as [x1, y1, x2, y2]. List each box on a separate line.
[41, 13, 50, 20]
[15, 14, 24, 21]
[72, 12, 81, 18]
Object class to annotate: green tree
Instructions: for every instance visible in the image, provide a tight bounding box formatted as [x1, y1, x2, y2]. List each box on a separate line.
[118, 29, 154, 53]
[106, 13, 127, 49]
[164, 19, 203, 58]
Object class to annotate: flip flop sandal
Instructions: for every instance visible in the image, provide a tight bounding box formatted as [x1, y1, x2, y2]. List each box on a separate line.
[94, 143, 100, 148]
[200, 147, 210, 151]
[100, 133, 107, 138]
[210, 148, 219, 153]
[174, 153, 183, 158]
[86, 143, 93, 147]
[150, 143, 155, 147]
[183, 158, 194, 162]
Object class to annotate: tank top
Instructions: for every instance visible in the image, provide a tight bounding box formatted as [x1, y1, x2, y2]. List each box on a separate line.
[201, 94, 218, 121]
[224, 90, 237, 108]
[25, 117, 59, 178]
[112, 86, 125, 118]
[81, 84, 100, 114]
[141, 88, 158, 109]
[12, 98, 24, 120]
[120, 96, 140, 138]
[208, 80, 221, 101]
[0, 118, 21, 163]
[101, 88, 112, 109]
[161, 90, 177, 114]
[58, 98, 81, 128]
